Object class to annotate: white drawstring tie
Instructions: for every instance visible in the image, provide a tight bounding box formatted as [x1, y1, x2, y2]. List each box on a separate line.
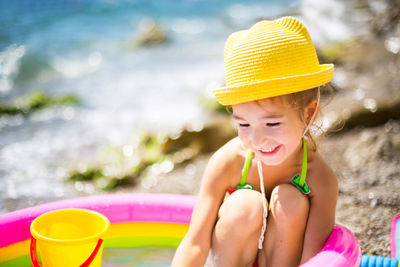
[257, 158, 268, 249]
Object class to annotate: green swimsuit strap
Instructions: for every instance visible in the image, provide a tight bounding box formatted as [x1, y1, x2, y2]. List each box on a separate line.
[299, 137, 307, 187]
[291, 138, 311, 194]
[237, 149, 253, 190]
[237, 140, 309, 193]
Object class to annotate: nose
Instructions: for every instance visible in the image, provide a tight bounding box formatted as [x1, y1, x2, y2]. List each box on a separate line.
[251, 127, 266, 148]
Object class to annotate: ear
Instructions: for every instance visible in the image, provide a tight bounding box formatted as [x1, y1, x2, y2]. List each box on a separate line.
[304, 100, 319, 124]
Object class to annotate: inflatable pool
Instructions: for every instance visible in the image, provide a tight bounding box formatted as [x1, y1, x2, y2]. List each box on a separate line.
[0, 193, 361, 266]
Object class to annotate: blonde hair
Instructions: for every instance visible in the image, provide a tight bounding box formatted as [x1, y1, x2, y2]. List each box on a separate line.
[277, 83, 333, 151]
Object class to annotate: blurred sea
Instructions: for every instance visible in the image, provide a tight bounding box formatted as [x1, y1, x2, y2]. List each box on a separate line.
[0, 0, 327, 213]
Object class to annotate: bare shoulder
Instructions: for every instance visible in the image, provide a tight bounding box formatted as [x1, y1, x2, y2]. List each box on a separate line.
[203, 136, 245, 189]
[209, 136, 244, 167]
[307, 150, 338, 200]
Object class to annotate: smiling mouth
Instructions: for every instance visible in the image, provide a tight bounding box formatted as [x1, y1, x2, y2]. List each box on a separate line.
[258, 145, 281, 155]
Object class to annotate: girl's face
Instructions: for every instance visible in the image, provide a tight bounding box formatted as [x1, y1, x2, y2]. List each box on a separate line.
[232, 98, 306, 166]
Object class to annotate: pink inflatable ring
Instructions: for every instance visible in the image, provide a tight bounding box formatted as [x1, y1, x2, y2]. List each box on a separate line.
[0, 193, 360, 266]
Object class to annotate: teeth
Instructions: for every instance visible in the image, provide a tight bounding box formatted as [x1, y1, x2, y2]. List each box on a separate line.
[261, 147, 276, 153]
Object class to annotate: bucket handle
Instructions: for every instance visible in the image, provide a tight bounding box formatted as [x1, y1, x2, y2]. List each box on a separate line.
[30, 237, 104, 267]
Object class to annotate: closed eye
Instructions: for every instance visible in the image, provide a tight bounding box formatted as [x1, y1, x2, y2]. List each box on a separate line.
[238, 123, 250, 127]
[266, 122, 281, 127]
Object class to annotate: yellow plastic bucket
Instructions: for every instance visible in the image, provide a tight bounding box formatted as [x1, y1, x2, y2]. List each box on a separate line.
[30, 209, 110, 267]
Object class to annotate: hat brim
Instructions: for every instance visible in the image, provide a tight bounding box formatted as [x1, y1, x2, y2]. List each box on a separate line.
[213, 64, 334, 105]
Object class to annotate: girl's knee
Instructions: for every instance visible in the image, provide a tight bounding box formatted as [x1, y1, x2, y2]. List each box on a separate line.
[269, 184, 309, 227]
[217, 189, 264, 234]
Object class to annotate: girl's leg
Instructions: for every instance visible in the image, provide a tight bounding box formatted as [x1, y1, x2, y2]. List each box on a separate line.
[211, 189, 265, 267]
[261, 184, 310, 267]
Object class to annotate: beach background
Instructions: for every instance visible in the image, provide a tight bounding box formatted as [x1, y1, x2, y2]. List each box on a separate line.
[0, 0, 399, 260]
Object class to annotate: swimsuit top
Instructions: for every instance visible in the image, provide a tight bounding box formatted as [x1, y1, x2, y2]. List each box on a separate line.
[237, 138, 311, 194]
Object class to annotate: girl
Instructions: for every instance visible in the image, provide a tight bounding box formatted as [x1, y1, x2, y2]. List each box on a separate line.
[171, 16, 338, 267]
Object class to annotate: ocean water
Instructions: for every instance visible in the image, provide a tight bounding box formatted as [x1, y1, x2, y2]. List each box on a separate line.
[0, 0, 302, 213]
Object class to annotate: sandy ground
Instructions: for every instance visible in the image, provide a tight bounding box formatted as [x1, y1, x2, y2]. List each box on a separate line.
[320, 121, 400, 257]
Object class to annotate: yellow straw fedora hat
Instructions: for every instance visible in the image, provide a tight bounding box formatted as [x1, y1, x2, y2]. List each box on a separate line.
[213, 16, 334, 105]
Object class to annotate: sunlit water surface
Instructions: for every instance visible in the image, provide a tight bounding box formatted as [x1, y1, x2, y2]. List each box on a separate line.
[0, 0, 300, 213]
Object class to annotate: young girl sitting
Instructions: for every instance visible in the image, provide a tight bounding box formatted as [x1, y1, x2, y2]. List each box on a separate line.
[171, 16, 338, 267]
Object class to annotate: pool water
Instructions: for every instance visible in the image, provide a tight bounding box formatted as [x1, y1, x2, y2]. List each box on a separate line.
[102, 246, 176, 267]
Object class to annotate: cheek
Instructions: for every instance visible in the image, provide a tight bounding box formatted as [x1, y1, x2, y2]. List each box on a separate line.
[268, 126, 301, 144]
[237, 129, 251, 144]
[280, 127, 300, 142]
[289, 122, 306, 138]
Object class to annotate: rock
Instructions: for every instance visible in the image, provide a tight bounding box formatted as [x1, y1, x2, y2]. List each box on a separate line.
[0, 90, 80, 116]
[318, 36, 400, 135]
[66, 115, 236, 190]
[134, 19, 168, 47]
[162, 115, 236, 155]
[342, 120, 400, 168]
[329, 98, 400, 133]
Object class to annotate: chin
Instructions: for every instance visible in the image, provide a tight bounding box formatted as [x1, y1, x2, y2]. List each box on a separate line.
[258, 156, 285, 166]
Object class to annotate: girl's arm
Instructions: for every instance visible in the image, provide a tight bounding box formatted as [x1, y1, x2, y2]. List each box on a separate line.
[300, 163, 339, 263]
[171, 141, 238, 267]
